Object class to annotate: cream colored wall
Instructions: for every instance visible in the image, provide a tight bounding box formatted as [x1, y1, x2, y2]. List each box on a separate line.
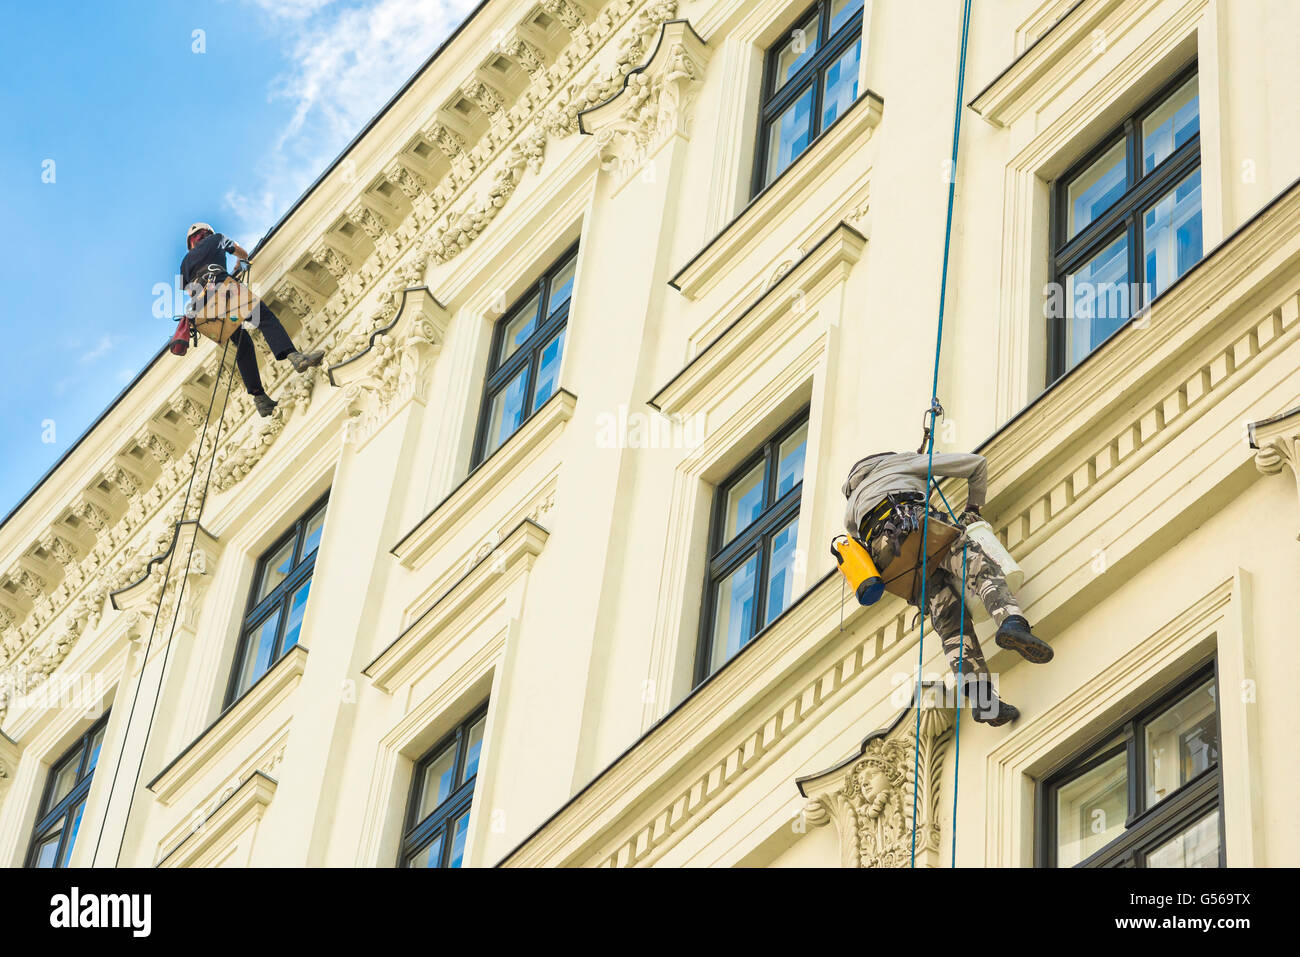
[1, 0, 1297, 869]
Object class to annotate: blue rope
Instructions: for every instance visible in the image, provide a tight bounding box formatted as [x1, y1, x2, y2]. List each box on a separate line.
[911, 0, 973, 870]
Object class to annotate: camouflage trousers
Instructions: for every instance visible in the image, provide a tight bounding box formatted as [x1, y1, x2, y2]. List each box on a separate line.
[864, 503, 1023, 683]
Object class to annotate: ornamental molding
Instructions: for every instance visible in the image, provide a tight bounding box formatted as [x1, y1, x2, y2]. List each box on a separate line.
[797, 682, 955, 868]
[0, 0, 676, 725]
[578, 19, 710, 187]
[0, 730, 18, 799]
[327, 286, 450, 449]
[1248, 406, 1300, 540]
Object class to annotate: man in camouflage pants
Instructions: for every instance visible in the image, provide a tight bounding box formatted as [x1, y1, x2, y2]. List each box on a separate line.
[843, 451, 1053, 726]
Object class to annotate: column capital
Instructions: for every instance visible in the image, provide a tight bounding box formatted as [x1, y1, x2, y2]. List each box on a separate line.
[578, 19, 710, 187]
[1248, 406, 1300, 540]
[796, 682, 956, 867]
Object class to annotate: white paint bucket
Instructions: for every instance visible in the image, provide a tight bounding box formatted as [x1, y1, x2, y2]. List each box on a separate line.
[957, 520, 1024, 622]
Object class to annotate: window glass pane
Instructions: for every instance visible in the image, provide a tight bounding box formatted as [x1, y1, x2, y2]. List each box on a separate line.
[416, 743, 457, 822]
[405, 832, 444, 868]
[84, 725, 106, 777]
[764, 85, 816, 186]
[532, 329, 566, 413]
[1144, 677, 1218, 807]
[1065, 233, 1131, 369]
[1055, 750, 1127, 867]
[281, 579, 312, 652]
[300, 506, 326, 560]
[257, 538, 295, 602]
[235, 608, 281, 698]
[1066, 140, 1127, 238]
[776, 424, 809, 498]
[723, 462, 766, 542]
[59, 801, 85, 867]
[829, 0, 864, 34]
[765, 518, 800, 625]
[1143, 76, 1199, 174]
[821, 39, 860, 129]
[772, 14, 820, 92]
[1142, 169, 1202, 300]
[46, 754, 80, 813]
[498, 292, 540, 365]
[1145, 810, 1220, 868]
[32, 830, 61, 868]
[710, 553, 760, 673]
[484, 367, 530, 457]
[546, 256, 577, 318]
[447, 811, 471, 868]
[462, 716, 486, 785]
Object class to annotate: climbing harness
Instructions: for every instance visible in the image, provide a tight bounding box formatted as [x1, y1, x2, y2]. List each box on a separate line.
[910, 0, 973, 869]
[90, 265, 249, 866]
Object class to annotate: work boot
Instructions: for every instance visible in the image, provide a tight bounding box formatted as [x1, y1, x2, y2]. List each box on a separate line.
[286, 349, 325, 373]
[966, 677, 1019, 727]
[253, 393, 278, 417]
[995, 614, 1054, 664]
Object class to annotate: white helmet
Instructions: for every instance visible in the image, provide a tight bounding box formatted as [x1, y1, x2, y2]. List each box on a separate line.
[186, 222, 214, 244]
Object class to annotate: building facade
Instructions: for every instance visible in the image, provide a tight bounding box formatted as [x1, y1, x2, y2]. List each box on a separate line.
[1, 0, 1298, 868]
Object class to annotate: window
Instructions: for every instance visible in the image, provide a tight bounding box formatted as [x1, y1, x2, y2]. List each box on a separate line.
[1050, 68, 1202, 380]
[473, 247, 577, 466]
[227, 495, 328, 705]
[753, 0, 865, 194]
[401, 707, 487, 868]
[1040, 664, 1223, 868]
[697, 411, 809, 684]
[27, 714, 109, 868]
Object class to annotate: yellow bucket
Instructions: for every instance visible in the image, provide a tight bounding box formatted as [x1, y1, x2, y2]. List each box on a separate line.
[831, 535, 885, 606]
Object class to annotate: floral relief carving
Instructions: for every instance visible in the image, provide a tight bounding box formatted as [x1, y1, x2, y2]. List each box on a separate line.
[798, 685, 955, 868]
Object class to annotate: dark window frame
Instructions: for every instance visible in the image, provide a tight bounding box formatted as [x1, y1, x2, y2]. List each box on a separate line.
[695, 408, 810, 686]
[471, 244, 579, 468]
[752, 0, 865, 196]
[1047, 64, 1202, 382]
[1036, 660, 1225, 868]
[225, 493, 329, 707]
[25, 712, 110, 868]
[400, 704, 488, 868]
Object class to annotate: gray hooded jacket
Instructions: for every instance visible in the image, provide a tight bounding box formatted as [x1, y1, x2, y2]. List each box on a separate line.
[843, 451, 988, 536]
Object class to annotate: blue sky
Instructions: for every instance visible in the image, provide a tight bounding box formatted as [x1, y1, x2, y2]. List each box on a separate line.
[0, 0, 478, 519]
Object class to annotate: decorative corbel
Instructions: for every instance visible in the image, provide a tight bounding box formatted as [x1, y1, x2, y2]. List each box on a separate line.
[796, 682, 956, 867]
[109, 520, 221, 616]
[578, 19, 710, 186]
[1249, 406, 1300, 539]
[327, 287, 450, 448]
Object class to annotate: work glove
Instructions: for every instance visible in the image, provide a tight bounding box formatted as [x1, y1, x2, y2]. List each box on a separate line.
[959, 504, 981, 526]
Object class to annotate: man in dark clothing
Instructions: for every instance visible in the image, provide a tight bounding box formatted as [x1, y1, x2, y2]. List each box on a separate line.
[843, 451, 1053, 727]
[181, 223, 324, 416]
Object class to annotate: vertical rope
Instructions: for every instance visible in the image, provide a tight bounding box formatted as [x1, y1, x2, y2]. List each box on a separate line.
[90, 335, 233, 866]
[911, 0, 973, 869]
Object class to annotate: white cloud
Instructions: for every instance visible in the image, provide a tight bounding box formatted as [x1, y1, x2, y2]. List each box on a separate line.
[79, 334, 118, 365]
[228, 0, 481, 243]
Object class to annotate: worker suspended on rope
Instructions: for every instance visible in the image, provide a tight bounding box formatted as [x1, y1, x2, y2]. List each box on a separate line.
[177, 223, 324, 417]
[840, 450, 1053, 727]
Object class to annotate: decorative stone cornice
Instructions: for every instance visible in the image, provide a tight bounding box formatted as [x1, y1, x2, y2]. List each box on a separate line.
[0, 0, 677, 728]
[797, 683, 956, 868]
[1248, 406, 1300, 540]
[327, 286, 450, 449]
[578, 19, 709, 186]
